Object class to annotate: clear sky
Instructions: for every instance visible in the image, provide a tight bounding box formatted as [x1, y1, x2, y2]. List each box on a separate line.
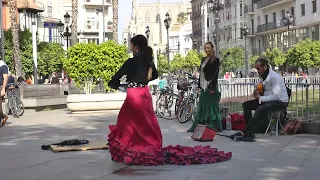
[118, 0, 190, 42]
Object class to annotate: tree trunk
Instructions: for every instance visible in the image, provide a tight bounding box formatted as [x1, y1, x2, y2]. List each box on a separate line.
[8, 0, 22, 77]
[71, 0, 78, 45]
[112, 0, 118, 41]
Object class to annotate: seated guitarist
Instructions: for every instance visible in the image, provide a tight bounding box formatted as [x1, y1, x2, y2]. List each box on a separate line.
[230, 57, 288, 141]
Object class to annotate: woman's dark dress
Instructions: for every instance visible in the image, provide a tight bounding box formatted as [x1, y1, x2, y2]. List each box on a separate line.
[188, 57, 222, 132]
[108, 53, 231, 166]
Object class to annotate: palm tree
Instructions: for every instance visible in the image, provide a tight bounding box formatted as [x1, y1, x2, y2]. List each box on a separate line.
[112, 0, 118, 41]
[177, 12, 188, 24]
[71, 0, 78, 45]
[8, 0, 22, 77]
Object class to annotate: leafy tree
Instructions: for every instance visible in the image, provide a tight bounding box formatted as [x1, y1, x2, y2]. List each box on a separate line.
[184, 49, 201, 72]
[177, 12, 188, 24]
[220, 47, 244, 74]
[170, 53, 185, 73]
[287, 39, 320, 68]
[3, 29, 33, 77]
[19, 30, 34, 78]
[63, 43, 101, 94]
[249, 55, 259, 67]
[38, 42, 65, 78]
[157, 54, 168, 76]
[98, 41, 129, 91]
[263, 47, 286, 68]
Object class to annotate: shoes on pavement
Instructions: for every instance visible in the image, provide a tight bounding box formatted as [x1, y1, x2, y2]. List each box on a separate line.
[229, 131, 255, 142]
[1, 115, 8, 127]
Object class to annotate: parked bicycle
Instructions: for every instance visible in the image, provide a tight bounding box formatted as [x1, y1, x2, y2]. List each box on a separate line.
[5, 83, 24, 118]
[156, 84, 182, 120]
[177, 73, 200, 123]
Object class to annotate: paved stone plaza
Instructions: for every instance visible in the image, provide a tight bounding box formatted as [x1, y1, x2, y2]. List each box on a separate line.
[0, 110, 320, 180]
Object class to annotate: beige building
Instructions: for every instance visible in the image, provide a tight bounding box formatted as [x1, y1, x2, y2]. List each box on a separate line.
[122, 0, 192, 53]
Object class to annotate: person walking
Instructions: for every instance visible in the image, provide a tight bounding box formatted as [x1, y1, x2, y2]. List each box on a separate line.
[0, 60, 9, 127]
[108, 35, 231, 166]
[187, 42, 222, 132]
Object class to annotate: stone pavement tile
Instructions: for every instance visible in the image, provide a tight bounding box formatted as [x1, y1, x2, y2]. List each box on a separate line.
[264, 156, 306, 166]
[97, 171, 189, 180]
[308, 149, 320, 159]
[294, 174, 320, 180]
[199, 159, 265, 174]
[254, 165, 299, 179]
[284, 137, 319, 150]
[37, 160, 128, 180]
[248, 175, 294, 180]
[0, 152, 67, 169]
[187, 172, 253, 180]
[3, 158, 95, 180]
[298, 159, 320, 175]
[275, 149, 313, 160]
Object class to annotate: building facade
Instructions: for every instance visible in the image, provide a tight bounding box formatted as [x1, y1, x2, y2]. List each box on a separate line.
[191, 0, 202, 51]
[123, 0, 192, 55]
[244, 0, 320, 57]
[168, 23, 193, 59]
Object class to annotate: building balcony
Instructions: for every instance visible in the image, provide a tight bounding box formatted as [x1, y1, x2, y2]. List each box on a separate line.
[244, 5, 254, 14]
[257, 0, 293, 10]
[193, 30, 201, 37]
[252, 48, 263, 56]
[83, 0, 111, 6]
[257, 18, 294, 33]
[224, 0, 231, 7]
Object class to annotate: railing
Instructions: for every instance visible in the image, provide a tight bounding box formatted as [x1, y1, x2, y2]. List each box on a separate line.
[217, 76, 320, 121]
[257, 19, 287, 33]
[244, 5, 254, 14]
[257, 0, 283, 9]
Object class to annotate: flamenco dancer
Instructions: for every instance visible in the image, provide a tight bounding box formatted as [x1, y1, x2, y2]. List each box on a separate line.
[187, 42, 222, 132]
[108, 35, 231, 166]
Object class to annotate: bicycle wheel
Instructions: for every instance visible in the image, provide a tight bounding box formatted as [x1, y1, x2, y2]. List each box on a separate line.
[8, 95, 24, 118]
[177, 102, 193, 123]
[14, 96, 24, 117]
[156, 93, 181, 120]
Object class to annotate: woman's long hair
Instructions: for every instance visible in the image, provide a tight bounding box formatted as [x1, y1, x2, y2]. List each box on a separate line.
[130, 35, 154, 80]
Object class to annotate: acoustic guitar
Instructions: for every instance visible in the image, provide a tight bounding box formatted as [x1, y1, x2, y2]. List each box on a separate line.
[256, 82, 264, 96]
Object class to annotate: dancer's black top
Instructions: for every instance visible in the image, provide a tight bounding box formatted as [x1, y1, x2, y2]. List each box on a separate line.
[198, 57, 220, 90]
[109, 52, 158, 89]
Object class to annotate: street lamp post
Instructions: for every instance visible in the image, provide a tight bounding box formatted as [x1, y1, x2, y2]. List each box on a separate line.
[164, 12, 171, 81]
[145, 25, 150, 41]
[284, 10, 293, 50]
[241, 23, 249, 76]
[208, 0, 224, 57]
[57, 12, 72, 84]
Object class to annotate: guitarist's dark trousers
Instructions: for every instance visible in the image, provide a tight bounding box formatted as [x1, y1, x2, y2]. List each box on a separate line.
[242, 99, 287, 133]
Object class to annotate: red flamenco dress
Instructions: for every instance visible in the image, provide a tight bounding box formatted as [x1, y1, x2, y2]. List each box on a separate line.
[108, 54, 232, 166]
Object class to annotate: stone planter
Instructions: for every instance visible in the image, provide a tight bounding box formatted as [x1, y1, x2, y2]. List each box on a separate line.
[67, 93, 126, 112]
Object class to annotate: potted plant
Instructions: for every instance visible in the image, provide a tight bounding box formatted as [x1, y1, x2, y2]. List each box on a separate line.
[63, 41, 129, 112]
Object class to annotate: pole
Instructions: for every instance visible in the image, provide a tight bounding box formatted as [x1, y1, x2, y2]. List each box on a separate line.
[66, 27, 69, 48]
[215, 14, 219, 58]
[0, 1, 4, 62]
[102, 0, 105, 42]
[166, 28, 170, 84]
[244, 36, 248, 76]
[32, 22, 38, 84]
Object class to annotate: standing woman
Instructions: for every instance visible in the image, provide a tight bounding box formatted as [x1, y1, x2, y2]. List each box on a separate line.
[188, 42, 222, 132]
[108, 36, 231, 166]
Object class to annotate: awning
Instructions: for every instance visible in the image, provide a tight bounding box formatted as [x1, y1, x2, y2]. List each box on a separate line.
[17, 0, 44, 12]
